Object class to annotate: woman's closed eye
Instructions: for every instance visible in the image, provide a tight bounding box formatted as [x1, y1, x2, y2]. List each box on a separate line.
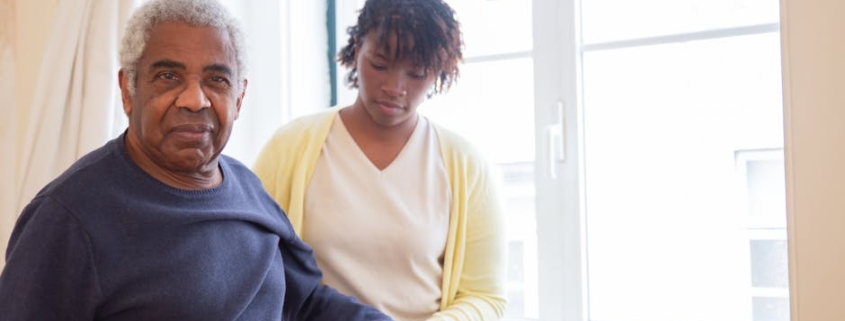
[369, 61, 387, 70]
[408, 71, 426, 80]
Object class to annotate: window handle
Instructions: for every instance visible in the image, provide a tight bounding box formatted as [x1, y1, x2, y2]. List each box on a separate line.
[545, 100, 566, 179]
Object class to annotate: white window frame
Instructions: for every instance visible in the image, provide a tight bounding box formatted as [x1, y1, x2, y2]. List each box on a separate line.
[736, 148, 790, 306]
[533, 0, 586, 320]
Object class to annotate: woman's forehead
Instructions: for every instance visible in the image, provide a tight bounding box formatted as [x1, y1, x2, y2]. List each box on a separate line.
[364, 31, 418, 60]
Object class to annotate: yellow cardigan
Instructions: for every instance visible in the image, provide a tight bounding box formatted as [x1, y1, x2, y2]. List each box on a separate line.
[252, 107, 507, 320]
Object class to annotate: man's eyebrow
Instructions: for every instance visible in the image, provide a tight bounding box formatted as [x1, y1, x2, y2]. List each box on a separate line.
[149, 59, 185, 71]
[204, 64, 234, 76]
[148, 60, 233, 77]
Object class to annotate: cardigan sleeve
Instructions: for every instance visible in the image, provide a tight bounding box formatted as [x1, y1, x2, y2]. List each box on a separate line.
[429, 131, 509, 320]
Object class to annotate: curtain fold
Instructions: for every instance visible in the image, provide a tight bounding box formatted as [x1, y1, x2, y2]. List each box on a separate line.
[1, 0, 18, 268]
[15, 0, 135, 217]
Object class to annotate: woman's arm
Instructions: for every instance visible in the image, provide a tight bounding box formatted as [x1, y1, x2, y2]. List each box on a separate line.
[429, 151, 508, 320]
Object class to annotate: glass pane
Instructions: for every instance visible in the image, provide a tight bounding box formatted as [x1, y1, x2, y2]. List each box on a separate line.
[424, 58, 535, 164]
[753, 297, 790, 321]
[750, 240, 789, 288]
[582, 33, 784, 321]
[353, 0, 532, 58]
[581, 0, 780, 44]
[448, 0, 533, 58]
[746, 157, 787, 228]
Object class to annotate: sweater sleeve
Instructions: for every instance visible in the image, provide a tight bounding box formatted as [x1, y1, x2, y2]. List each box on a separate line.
[0, 197, 101, 321]
[429, 133, 509, 321]
[280, 228, 393, 321]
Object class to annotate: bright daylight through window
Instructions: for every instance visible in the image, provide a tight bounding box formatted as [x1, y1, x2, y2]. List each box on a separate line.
[335, 1, 787, 320]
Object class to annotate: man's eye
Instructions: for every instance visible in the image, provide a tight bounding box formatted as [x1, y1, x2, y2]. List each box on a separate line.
[158, 72, 178, 80]
[209, 76, 232, 89]
[370, 62, 386, 70]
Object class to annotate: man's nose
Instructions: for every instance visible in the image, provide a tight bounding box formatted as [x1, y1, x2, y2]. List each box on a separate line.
[176, 80, 211, 112]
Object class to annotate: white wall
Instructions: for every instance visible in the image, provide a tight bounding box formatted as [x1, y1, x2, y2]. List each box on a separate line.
[781, 0, 845, 320]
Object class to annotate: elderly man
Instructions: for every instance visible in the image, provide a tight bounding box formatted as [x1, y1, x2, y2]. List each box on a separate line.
[0, 0, 391, 320]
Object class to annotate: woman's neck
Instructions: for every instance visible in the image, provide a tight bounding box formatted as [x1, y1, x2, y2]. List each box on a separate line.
[340, 102, 418, 144]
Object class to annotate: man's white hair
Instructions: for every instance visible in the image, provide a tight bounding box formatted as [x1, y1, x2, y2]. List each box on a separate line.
[119, 0, 247, 94]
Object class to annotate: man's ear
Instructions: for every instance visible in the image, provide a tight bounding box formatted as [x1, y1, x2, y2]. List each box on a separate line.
[234, 78, 248, 120]
[118, 69, 132, 115]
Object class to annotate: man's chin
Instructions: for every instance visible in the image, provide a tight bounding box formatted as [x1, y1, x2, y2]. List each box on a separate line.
[164, 148, 217, 170]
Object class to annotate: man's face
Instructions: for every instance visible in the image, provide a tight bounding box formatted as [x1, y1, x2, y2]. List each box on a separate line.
[119, 21, 246, 179]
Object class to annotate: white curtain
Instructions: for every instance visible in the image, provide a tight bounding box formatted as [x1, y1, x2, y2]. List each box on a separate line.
[14, 0, 137, 222]
[0, 0, 18, 266]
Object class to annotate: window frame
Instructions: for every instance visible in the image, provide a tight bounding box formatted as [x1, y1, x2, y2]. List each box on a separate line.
[533, 0, 587, 320]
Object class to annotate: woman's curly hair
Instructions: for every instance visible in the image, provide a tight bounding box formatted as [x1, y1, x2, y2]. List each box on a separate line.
[337, 0, 463, 94]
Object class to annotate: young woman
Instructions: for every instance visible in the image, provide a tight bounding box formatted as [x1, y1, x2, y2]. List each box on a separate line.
[253, 0, 507, 320]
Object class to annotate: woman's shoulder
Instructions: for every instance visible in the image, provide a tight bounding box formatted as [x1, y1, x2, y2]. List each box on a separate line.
[428, 119, 480, 157]
[257, 108, 339, 159]
[428, 118, 489, 165]
[272, 108, 339, 137]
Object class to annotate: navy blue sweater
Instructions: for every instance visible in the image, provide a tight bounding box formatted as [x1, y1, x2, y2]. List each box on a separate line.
[0, 134, 390, 321]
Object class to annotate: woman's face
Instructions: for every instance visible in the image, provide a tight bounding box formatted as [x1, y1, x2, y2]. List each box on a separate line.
[353, 31, 437, 128]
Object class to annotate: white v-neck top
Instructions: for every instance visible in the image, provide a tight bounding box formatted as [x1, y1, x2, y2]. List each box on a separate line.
[303, 114, 451, 321]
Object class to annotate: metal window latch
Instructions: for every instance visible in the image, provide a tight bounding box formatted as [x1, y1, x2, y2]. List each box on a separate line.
[546, 100, 566, 178]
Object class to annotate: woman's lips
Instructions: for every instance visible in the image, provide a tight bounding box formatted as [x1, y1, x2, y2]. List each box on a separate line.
[377, 101, 404, 115]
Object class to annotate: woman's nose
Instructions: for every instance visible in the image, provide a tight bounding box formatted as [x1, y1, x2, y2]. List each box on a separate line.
[381, 72, 407, 98]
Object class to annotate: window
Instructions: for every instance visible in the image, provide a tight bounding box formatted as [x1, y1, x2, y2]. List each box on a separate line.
[334, 1, 787, 320]
[579, 1, 786, 320]
[738, 149, 789, 321]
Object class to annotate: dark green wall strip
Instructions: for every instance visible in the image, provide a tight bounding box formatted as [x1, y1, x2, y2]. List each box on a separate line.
[327, 0, 337, 106]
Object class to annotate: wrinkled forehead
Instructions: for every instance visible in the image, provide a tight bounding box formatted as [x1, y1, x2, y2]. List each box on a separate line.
[143, 22, 239, 71]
